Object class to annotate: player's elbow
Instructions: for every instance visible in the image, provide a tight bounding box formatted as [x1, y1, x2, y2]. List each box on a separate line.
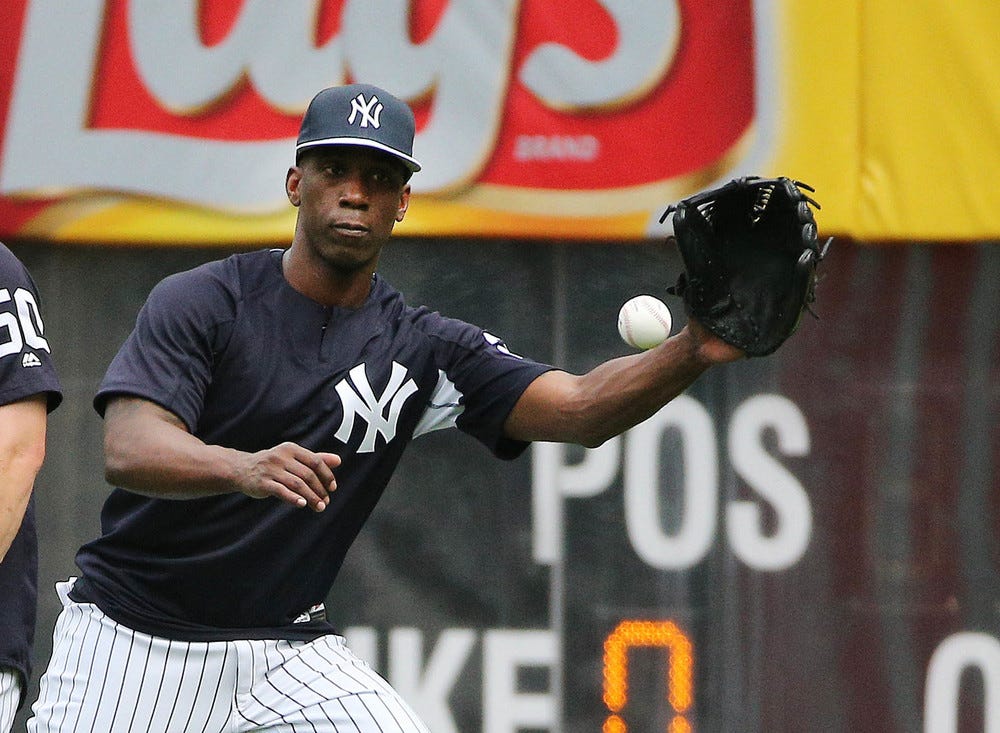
[17, 435, 47, 476]
[0, 438, 47, 495]
[103, 441, 131, 486]
[103, 427, 143, 487]
[101, 396, 183, 489]
[0, 396, 49, 479]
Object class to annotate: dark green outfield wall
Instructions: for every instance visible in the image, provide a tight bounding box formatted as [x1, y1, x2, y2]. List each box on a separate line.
[9, 238, 1000, 733]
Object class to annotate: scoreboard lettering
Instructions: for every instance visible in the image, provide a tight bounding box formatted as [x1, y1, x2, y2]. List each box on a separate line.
[533, 394, 813, 571]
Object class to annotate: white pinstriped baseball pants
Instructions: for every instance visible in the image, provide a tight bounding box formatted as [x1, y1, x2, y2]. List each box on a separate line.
[0, 668, 19, 733]
[27, 581, 431, 733]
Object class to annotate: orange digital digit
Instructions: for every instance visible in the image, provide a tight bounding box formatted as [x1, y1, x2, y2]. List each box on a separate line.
[602, 620, 693, 733]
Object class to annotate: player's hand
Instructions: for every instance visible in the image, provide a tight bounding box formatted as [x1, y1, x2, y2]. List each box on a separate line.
[236, 442, 341, 512]
[683, 318, 746, 365]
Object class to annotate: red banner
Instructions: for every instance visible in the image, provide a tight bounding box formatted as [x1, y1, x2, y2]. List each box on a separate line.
[0, 0, 765, 242]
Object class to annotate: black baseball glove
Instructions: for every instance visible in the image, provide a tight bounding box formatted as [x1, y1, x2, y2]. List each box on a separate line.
[660, 176, 831, 357]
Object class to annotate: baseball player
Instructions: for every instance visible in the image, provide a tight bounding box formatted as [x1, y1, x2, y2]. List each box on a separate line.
[27, 84, 741, 732]
[0, 243, 62, 732]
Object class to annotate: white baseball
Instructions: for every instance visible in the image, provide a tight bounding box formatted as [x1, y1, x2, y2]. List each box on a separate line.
[617, 295, 673, 350]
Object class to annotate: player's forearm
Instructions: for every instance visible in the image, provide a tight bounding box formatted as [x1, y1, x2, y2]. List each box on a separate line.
[103, 397, 337, 510]
[508, 326, 713, 448]
[104, 427, 247, 499]
[103, 397, 246, 499]
[565, 327, 712, 445]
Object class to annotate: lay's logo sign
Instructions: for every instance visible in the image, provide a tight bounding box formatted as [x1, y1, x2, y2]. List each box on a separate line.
[0, 0, 776, 241]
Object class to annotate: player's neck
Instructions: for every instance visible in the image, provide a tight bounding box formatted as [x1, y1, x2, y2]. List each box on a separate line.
[281, 247, 375, 309]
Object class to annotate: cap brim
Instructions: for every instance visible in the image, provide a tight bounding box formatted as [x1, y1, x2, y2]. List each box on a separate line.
[296, 137, 421, 172]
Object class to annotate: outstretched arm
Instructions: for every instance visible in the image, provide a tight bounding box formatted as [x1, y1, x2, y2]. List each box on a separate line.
[103, 396, 340, 512]
[504, 320, 742, 448]
[0, 394, 48, 562]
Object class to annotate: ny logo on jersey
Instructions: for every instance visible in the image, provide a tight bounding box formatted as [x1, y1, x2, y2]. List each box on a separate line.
[348, 93, 383, 129]
[334, 362, 418, 453]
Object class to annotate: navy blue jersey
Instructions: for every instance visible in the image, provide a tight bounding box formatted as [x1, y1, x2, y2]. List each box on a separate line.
[0, 243, 62, 699]
[72, 248, 553, 641]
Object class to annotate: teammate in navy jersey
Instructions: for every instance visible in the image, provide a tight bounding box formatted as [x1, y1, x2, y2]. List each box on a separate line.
[0, 244, 62, 733]
[28, 84, 742, 732]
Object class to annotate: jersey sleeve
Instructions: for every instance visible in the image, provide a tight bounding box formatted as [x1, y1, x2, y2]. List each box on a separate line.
[0, 246, 62, 411]
[94, 262, 237, 431]
[416, 312, 555, 460]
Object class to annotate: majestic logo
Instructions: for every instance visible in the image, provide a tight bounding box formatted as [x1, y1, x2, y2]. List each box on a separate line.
[348, 93, 383, 129]
[335, 362, 418, 453]
[293, 603, 326, 624]
[21, 352, 41, 368]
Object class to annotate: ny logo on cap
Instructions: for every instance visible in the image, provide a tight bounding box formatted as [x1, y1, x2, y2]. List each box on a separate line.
[348, 93, 383, 129]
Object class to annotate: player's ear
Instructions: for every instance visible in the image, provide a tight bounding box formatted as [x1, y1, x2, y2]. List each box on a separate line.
[395, 184, 410, 222]
[286, 167, 302, 207]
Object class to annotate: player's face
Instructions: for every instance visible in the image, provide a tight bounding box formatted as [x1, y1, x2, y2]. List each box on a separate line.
[286, 147, 410, 273]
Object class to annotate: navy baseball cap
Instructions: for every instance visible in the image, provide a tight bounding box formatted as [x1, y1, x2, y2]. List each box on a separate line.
[296, 83, 421, 173]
